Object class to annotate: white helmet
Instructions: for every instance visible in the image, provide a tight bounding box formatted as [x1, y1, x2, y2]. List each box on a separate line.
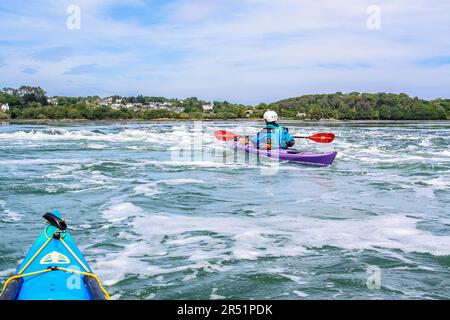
[263, 110, 278, 123]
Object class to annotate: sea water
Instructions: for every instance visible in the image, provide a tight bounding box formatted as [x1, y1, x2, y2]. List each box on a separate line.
[0, 121, 449, 299]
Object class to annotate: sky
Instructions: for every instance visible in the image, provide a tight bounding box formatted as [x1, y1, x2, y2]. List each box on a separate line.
[0, 0, 449, 104]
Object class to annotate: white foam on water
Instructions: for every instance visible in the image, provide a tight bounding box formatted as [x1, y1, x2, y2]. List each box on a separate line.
[133, 179, 205, 196]
[438, 150, 450, 157]
[280, 274, 307, 285]
[166, 236, 212, 246]
[0, 126, 220, 151]
[293, 290, 308, 297]
[126, 146, 145, 150]
[0, 268, 16, 277]
[86, 143, 107, 149]
[419, 138, 433, 147]
[132, 212, 450, 258]
[350, 154, 432, 164]
[423, 176, 450, 189]
[392, 265, 436, 272]
[0, 128, 161, 143]
[0, 200, 22, 222]
[102, 202, 144, 222]
[233, 230, 272, 260]
[3, 123, 449, 298]
[146, 293, 156, 299]
[415, 188, 435, 199]
[139, 159, 235, 168]
[81, 171, 110, 186]
[95, 244, 224, 286]
[159, 179, 205, 186]
[134, 183, 159, 196]
[0, 158, 89, 165]
[44, 164, 82, 179]
[92, 209, 450, 285]
[210, 288, 225, 300]
[45, 186, 58, 193]
[182, 270, 198, 282]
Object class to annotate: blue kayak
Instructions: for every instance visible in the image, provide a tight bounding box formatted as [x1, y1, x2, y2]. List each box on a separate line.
[0, 210, 109, 300]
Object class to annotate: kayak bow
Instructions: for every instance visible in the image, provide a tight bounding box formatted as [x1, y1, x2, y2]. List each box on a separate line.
[0, 210, 109, 300]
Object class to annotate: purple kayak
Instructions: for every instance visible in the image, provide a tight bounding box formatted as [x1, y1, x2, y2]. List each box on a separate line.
[228, 141, 337, 166]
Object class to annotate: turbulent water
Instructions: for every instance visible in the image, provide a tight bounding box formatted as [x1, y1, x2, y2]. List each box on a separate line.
[0, 121, 449, 300]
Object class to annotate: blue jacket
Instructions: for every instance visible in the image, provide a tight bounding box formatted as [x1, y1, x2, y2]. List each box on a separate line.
[251, 123, 295, 149]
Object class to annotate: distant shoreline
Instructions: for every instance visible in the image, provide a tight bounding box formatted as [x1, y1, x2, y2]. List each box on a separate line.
[3, 119, 449, 126]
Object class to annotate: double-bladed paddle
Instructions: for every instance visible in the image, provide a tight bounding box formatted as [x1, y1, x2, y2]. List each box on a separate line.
[214, 130, 335, 143]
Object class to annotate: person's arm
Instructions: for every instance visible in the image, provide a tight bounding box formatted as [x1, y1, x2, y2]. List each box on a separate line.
[284, 128, 295, 147]
[251, 130, 268, 148]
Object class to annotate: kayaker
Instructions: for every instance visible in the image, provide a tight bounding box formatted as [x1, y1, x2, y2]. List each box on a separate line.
[249, 110, 295, 150]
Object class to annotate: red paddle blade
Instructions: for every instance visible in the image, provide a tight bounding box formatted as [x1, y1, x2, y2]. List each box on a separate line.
[308, 132, 335, 143]
[214, 130, 239, 141]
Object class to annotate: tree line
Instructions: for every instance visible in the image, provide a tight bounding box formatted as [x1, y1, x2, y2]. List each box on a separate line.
[270, 92, 449, 120]
[1, 86, 449, 120]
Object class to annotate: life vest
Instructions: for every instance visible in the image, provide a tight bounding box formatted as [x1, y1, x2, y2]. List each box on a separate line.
[253, 123, 291, 149]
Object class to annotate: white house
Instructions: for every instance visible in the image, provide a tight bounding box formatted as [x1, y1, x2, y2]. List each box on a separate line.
[0, 103, 9, 111]
[148, 102, 172, 110]
[48, 97, 58, 105]
[173, 107, 185, 113]
[202, 103, 214, 111]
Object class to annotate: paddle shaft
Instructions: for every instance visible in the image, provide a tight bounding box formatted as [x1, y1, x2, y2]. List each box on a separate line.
[215, 130, 334, 143]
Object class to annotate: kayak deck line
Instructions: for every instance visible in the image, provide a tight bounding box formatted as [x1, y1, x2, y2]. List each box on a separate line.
[0, 211, 110, 300]
[1, 267, 109, 300]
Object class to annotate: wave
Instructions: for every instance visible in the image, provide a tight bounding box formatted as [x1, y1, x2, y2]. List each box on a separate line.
[133, 179, 205, 196]
[92, 203, 450, 286]
[0, 200, 22, 223]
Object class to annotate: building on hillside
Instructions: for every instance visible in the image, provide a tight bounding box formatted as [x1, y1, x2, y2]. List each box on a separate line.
[99, 97, 113, 105]
[202, 103, 214, 111]
[0, 103, 9, 111]
[173, 107, 185, 113]
[2, 89, 15, 95]
[148, 102, 172, 110]
[124, 103, 143, 109]
[48, 97, 58, 105]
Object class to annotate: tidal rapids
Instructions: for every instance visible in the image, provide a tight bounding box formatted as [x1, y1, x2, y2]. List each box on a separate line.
[0, 121, 449, 299]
